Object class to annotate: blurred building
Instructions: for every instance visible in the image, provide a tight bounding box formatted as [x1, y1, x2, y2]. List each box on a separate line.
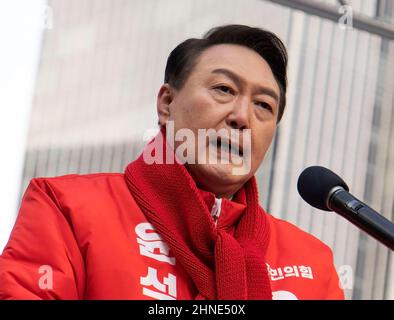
[19, 0, 394, 299]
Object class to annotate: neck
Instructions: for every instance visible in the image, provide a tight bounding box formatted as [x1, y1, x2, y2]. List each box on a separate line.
[197, 182, 241, 200]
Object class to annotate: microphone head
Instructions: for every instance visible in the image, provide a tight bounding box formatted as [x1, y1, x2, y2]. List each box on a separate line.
[297, 166, 349, 211]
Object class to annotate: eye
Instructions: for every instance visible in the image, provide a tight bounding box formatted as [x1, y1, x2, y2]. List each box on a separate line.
[255, 101, 273, 113]
[214, 85, 235, 95]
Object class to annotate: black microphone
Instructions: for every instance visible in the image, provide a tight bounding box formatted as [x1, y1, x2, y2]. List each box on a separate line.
[297, 166, 394, 251]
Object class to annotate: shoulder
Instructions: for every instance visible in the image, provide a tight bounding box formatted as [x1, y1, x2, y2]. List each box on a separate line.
[23, 172, 143, 226]
[31, 172, 125, 190]
[32, 172, 125, 184]
[27, 173, 129, 207]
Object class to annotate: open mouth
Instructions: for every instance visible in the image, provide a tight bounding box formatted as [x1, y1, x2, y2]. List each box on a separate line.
[216, 137, 243, 157]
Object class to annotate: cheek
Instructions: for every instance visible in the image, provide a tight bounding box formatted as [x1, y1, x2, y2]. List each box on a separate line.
[176, 93, 218, 130]
[251, 124, 276, 163]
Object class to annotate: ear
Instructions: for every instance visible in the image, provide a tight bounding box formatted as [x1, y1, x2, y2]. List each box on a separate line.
[157, 83, 175, 126]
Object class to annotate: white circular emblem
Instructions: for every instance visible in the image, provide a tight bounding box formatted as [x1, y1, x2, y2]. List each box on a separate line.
[272, 290, 298, 300]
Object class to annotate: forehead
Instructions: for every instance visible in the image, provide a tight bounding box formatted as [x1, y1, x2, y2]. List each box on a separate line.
[191, 44, 279, 92]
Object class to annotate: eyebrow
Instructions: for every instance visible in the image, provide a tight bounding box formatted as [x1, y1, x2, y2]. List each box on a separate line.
[211, 68, 279, 103]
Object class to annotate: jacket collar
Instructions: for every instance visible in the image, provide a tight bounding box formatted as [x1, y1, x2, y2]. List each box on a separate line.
[198, 187, 247, 231]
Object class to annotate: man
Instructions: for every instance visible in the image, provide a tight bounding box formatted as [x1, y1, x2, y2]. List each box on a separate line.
[0, 25, 344, 300]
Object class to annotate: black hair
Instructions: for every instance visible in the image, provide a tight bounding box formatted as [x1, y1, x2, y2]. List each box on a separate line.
[164, 24, 288, 122]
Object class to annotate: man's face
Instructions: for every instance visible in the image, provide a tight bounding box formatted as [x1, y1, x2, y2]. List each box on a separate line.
[157, 44, 280, 198]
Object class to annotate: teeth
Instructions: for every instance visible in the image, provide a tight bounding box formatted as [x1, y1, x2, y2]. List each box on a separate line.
[216, 139, 241, 155]
[222, 142, 231, 153]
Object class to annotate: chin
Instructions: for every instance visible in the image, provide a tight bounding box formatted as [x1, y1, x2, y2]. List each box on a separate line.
[187, 163, 251, 191]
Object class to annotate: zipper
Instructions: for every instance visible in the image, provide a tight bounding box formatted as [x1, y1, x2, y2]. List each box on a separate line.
[211, 198, 222, 226]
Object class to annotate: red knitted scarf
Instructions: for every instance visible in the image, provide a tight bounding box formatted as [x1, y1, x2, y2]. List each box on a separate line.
[124, 131, 272, 300]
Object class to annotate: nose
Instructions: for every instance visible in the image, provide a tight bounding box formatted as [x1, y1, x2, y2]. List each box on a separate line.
[225, 97, 250, 130]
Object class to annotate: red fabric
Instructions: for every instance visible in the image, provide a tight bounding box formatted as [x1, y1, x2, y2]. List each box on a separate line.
[124, 131, 272, 300]
[0, 173, 345, 300]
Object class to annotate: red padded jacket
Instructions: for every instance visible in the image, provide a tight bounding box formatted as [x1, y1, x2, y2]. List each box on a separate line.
[0, 173, 344, 300]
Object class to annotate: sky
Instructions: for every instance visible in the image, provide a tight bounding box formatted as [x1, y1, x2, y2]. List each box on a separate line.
[0, 0, 46, 251]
